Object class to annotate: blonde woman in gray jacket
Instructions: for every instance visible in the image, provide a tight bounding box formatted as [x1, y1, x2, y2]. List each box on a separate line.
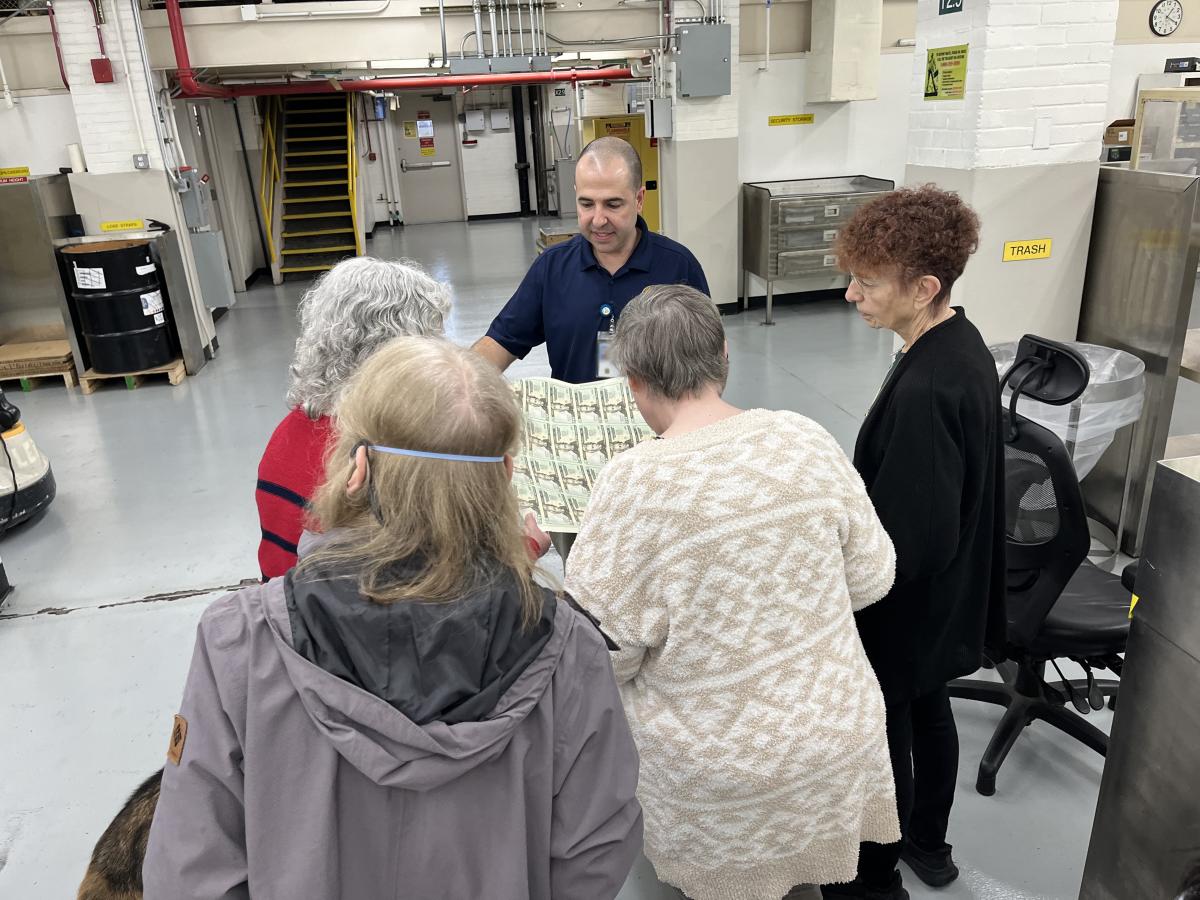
[143, 337, 643, 899]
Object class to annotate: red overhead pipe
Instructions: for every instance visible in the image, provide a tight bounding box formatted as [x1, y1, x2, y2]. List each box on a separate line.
[47, 1, 70, 89]
[164, 0, 634, 99]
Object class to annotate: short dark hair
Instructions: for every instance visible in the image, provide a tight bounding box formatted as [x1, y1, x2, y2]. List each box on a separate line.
[612, 284, 727, 400]
[834, 184, 981, 305]
[578, 136, 643, 193]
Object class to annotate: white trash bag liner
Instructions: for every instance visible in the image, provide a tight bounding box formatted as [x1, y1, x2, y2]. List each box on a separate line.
[990, 341, 1145, 481]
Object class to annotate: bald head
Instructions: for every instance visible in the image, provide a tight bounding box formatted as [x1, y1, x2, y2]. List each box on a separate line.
[578, 136, 643, 193]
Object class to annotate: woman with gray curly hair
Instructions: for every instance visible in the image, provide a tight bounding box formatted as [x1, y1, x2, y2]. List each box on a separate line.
[256, 256, 450, 579]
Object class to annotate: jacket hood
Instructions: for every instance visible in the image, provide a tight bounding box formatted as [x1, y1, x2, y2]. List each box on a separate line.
[261, 538, 565, 791]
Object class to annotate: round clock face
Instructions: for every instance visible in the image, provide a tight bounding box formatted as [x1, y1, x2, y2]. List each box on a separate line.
[1151, 0, 1183, 37]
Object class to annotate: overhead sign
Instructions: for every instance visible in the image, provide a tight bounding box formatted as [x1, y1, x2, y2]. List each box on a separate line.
[768, 114, 815, 126]
[925, 44, 969, 101]
[0, 166, 30, 185]
[939, 0, 963, 14]
[100, 219, 145, 233]
[1003, 238, 1052, 262]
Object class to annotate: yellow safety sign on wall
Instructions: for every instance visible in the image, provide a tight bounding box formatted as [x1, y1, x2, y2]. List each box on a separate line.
[768, 114, 815, 127]
[403, 121, 418, 138]
[100, 219, 145, 233]
[0, 166, 30, 185]
[420, 147, 436, 157]
[1003, 239, 1053, 262]
[925, 44, 969, 101]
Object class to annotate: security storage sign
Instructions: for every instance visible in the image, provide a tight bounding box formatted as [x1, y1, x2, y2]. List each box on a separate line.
[925, 44, 968, 101]
[768, 114, 815, 126]
[1003, 239, 1052, 262]
[939, 0, 963, 14]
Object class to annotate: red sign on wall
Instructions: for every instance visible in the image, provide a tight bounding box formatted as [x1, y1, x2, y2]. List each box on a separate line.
[419, 137, 435, 148]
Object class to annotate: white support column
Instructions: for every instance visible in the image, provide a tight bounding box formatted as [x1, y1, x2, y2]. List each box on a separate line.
[906, 0, 1118, 344]
[658, 0, 740, 305]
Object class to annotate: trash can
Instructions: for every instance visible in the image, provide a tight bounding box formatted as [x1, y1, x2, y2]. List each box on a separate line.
[990, 340, 1145, 480]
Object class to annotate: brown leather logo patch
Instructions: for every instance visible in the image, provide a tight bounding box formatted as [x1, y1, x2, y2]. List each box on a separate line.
[167, 714, 188, 766]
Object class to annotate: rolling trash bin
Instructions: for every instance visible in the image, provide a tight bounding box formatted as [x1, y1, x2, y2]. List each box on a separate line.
[990, 340, 1145, 480]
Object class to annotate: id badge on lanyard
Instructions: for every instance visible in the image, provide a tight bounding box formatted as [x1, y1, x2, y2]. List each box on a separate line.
[596, 304, 618, 379]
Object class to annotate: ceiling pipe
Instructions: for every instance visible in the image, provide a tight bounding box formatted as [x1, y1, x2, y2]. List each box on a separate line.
[165, 0, 633, 99]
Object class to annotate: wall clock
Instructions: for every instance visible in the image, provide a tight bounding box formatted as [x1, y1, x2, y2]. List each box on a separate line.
[1150, 0, 1183, 37]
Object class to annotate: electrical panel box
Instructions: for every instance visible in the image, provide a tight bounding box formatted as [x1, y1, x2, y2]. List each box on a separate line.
[464, 109, 486, 132]
[674, 23, 732, 98]
[489, 108, 512, 130]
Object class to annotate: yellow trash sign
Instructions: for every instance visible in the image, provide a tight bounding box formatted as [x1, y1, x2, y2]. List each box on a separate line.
[1003, 239, 1053, 262]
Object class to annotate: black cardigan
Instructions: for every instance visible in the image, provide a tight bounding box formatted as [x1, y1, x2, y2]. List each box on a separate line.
[853, 309, 1007, 704]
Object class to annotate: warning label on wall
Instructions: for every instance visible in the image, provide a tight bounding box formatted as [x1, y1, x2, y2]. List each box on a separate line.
[419, 137, 435, 149]
[1003, 239, 1052, 262]
[0, 166, 30, 185]
[768, 114, 815, 127]
[403, 121, 418, 138]
[420, 148, 437, 157]
[100, 219, 145, 233]
[925, 44, 969, 101]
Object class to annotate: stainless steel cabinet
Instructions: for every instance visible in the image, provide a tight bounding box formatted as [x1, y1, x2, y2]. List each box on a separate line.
[740, 176, 893, 324]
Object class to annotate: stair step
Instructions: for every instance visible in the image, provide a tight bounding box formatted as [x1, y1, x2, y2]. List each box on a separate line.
[281, 212, 355, 226]
[286, 135, 348, 144]
[285, 99, 346, 109]
[286, 113, 344, 125]
[285, 163, 348, 173]
[282, 200, 352, 217]
[285, 149, 348, 158]
[280, 249, 356, 273]
[285, 178, 349, 188]
[283, 241, 357, 255]
[283, 194, 350, 204]
[282, 226, 356, 238]
[286, 123, 345, 132]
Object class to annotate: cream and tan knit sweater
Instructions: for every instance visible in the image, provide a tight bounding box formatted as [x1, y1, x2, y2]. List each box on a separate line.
[566, 409, 901, 900]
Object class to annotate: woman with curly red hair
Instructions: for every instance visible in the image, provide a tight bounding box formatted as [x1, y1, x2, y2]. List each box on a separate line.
[823, 186, 1007, 900]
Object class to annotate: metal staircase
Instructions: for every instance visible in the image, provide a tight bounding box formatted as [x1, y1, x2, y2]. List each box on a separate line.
[261, 94, 363, 279]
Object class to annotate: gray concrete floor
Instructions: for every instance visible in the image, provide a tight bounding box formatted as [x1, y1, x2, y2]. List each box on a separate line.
[0, 219, 1112, 899]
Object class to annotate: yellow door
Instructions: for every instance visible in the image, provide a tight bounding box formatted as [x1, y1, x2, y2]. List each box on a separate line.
[580, 115, 661, 233]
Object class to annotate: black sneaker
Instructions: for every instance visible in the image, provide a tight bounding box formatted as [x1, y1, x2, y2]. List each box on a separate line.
[901, 839, 960, 887]
[821, 872, 910, 900]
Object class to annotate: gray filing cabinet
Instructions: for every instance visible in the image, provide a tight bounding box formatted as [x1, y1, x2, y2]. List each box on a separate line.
[740, 176, 893, 324]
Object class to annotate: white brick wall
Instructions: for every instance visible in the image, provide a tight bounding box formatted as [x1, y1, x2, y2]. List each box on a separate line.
[908, 0, 1118, 170]
[55, 0, 163, 174]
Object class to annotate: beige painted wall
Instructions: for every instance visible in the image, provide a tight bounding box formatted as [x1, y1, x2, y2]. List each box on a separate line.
[1117, 1, 1200, 43]
[905, 161, 1100, 345]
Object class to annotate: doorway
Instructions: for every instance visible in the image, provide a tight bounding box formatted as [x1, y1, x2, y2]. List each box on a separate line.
[395, 94, 466, 224]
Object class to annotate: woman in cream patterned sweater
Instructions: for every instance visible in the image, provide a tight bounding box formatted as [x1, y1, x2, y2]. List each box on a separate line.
[566, 285, 900, 900]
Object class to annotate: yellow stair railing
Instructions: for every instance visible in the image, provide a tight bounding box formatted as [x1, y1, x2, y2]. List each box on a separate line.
[346, 94, 364, 256]
[258, 96, 283, 266]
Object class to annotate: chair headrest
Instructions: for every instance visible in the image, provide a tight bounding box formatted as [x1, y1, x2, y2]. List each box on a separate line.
[1000, 335, 1090, 407]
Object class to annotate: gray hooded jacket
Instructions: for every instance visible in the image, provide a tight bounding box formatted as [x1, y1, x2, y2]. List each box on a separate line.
[142, 550, 642, 900]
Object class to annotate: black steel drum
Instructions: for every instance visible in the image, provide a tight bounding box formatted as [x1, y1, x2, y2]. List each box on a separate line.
[61, 239, 175, 374]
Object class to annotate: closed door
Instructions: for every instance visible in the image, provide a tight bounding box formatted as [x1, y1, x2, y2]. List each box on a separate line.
[396, 95, 465, 224]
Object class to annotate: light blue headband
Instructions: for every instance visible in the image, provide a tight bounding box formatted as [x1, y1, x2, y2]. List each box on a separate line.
[366, 444, 504, 464]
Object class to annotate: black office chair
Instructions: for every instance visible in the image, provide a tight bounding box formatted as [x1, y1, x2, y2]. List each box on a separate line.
[949, 336, 1131, 796]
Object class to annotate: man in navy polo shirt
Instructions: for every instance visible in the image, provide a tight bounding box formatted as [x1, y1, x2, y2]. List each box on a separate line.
[473, 136, 709, 384]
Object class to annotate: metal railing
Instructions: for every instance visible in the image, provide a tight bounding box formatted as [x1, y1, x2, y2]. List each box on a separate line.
[258, 95, 282, 265]
[347, 94, 364, 256]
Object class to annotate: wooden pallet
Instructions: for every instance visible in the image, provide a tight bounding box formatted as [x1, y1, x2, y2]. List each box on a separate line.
[78, 358, 186, 395]
[0, 367, 79, 392]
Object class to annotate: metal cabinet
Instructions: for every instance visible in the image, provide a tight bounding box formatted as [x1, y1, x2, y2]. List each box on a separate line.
[740, 176, 893, 324]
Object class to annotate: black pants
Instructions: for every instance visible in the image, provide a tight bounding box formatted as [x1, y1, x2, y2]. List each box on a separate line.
[857, 685, 959, 889]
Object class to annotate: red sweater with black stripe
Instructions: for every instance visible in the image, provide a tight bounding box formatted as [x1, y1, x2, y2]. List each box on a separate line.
[256, 408, 334, 580]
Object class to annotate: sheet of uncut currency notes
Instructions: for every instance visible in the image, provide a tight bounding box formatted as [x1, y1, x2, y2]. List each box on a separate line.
[511, 377, 655, 533]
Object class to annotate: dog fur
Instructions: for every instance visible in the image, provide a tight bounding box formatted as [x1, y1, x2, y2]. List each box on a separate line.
[77, 770, 162, 900]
